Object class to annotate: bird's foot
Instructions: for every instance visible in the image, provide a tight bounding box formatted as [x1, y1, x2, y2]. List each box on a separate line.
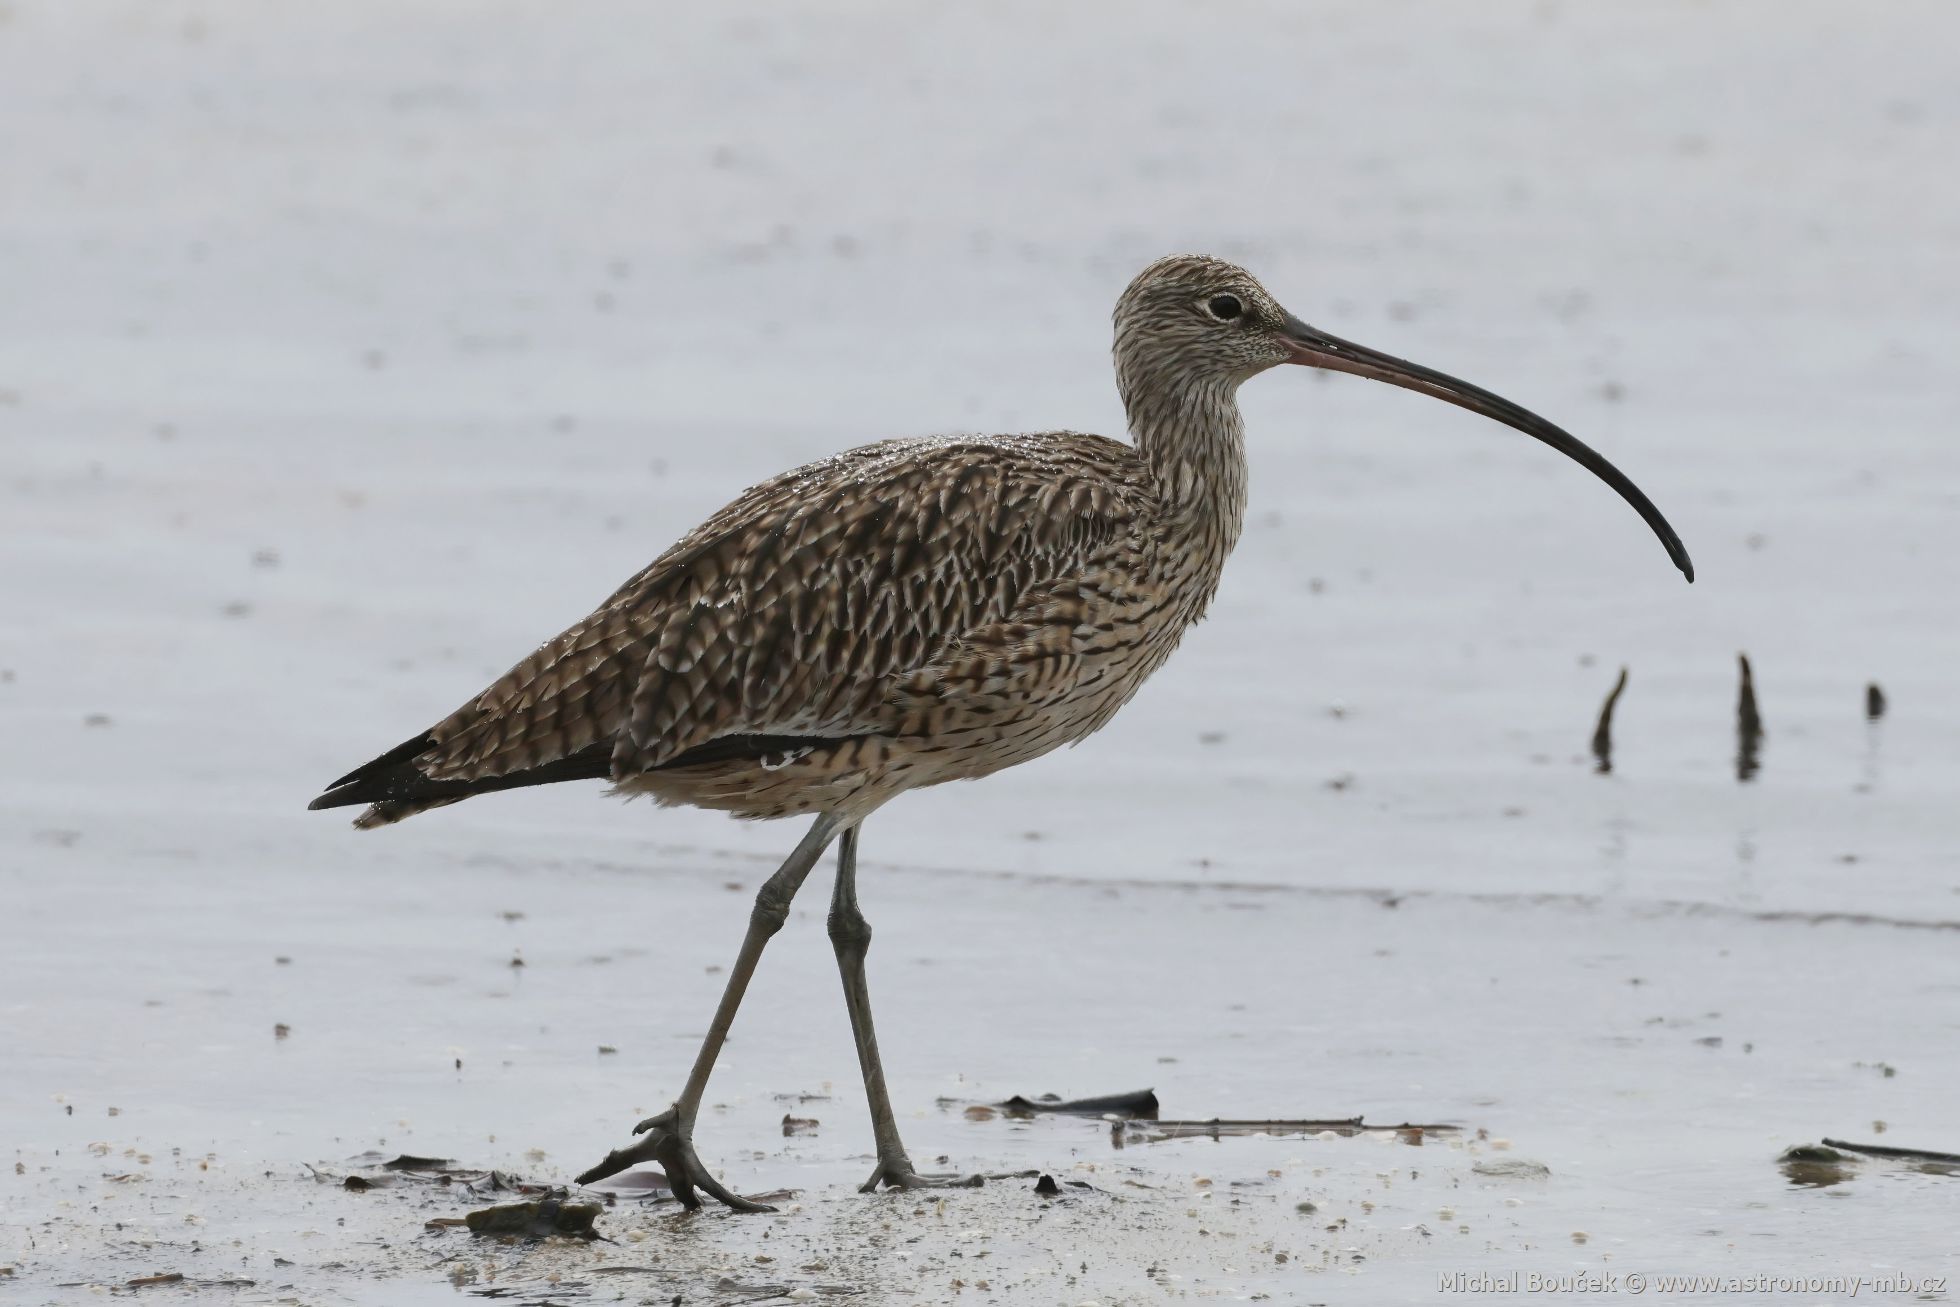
[859, 1155, 1026, 1193]
[574, 1106, 776, 1213]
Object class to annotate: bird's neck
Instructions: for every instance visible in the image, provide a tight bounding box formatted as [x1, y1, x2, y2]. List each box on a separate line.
[1126, 378, 1250, 570]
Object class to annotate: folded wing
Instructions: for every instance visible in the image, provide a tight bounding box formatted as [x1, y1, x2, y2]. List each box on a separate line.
[309, 433, 1149, 823]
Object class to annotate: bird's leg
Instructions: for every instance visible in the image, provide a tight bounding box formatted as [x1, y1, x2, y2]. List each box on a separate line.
[829, 825, 983, 1193]
[576, 813, 841, 1213]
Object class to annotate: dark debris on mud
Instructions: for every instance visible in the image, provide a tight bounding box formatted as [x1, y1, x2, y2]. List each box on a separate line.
[1780, 1138, 1960, 1188]
[953, 1089, 1460, 1149]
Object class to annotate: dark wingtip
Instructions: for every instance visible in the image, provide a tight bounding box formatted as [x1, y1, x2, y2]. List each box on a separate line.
[309, 732, 439, 812]
[325, 732, 436, 791]
[307, 786, 362, 812]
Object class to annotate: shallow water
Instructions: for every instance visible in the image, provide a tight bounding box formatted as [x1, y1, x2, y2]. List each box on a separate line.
[9, 834, 1958, 1301]
[4, 1, 1959, 1302]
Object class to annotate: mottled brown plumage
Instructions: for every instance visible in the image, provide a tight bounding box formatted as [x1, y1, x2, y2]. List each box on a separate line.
[315, 256, 1278, 830]
[309, 254, 1690, 1208]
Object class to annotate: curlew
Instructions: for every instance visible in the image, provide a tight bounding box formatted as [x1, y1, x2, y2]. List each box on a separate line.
[310, 255, 1692, 1208]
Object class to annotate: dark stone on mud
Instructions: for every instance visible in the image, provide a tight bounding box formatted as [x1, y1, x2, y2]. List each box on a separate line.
[382, 1154, 454, 1171]
[464, 1190, 604, 1240]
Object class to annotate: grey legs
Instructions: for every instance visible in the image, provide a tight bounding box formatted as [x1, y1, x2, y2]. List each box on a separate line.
[830, 825, 982, 1192]
[576, 813, 841, 1211]
[576, 813, 989, 1208]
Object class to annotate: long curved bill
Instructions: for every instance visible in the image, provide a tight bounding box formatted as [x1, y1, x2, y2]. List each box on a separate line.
[1281, 315, 1693, 582]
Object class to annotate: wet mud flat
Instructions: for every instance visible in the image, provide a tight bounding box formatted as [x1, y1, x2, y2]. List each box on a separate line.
[6, 825, 1957, 1304]
[6, 0, 1960, 1302]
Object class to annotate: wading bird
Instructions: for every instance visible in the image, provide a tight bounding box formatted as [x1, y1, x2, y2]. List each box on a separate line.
[310, 255, 1691, 1209]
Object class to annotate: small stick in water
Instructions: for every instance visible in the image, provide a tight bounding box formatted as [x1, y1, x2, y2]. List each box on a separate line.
[1821, 1137, 1960, 1164]
[998, 1089, 1160, 1119]
[1590, 667, 1629, 775]
[1736, 654, 1764, 782]
[1865, 683, 1886, 721]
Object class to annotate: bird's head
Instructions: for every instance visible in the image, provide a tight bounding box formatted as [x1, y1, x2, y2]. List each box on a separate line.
[1114, 254, 1693, 582]
[1113, 254, 1300, 385]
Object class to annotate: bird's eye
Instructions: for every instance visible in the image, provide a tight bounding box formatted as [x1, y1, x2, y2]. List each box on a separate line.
[1207, 294, 1244, 321]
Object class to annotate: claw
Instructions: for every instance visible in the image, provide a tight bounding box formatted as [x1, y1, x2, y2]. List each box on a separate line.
[575, 1107, 776, 1213]
[651, 1126, 775, 1212]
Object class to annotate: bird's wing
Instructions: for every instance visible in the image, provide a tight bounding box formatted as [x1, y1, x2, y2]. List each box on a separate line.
[405, 433, 1150, 786]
